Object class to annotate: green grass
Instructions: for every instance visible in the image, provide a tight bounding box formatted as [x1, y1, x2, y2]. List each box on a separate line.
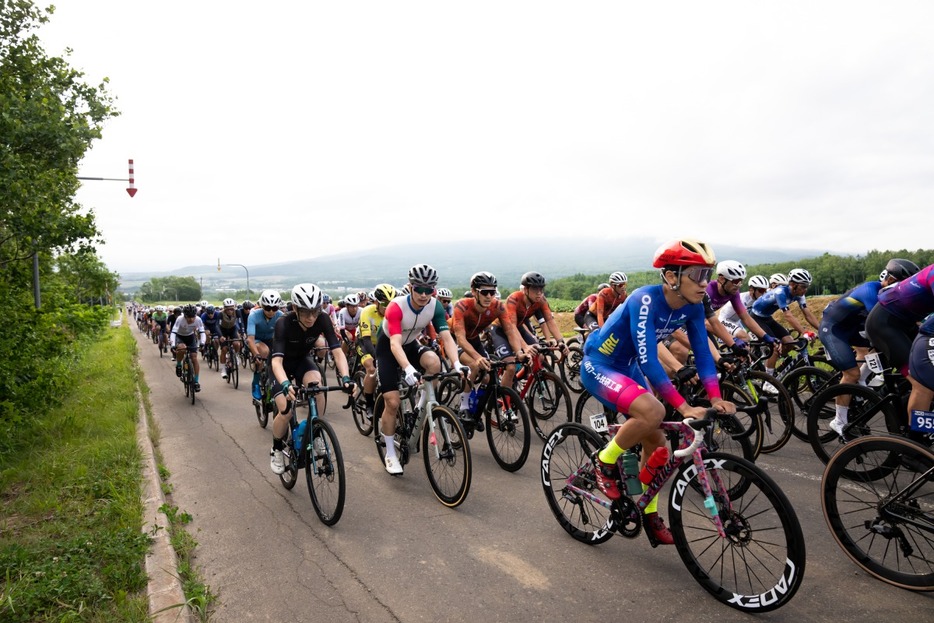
[0, 326, 150, 622]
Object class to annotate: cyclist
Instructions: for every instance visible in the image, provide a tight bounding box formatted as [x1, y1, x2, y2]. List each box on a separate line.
[336, 293, 362, 359]
[718, 274, 769, 338]
[583, 239, 736, 545]
[169, 304, 207, 392]
[821, 259, 919, 435]
[217, 298, 242, 380]
[750, 268, 821, 378]
[247, 290, 284, 401]
[150, 305, 169, 352]
[705, 261, 776, 348]
[239, 300, 254, 337]
[573, 283, 610, 331]
[450, 271, 525, 430]
[437, 288, 454, 319]
[866, 263, 934, 433]
[376, 264, 469, 475]
[769, 273, 788, 289]
[357, 284, 397, 420]
[587, 272, 629, 329]
[200, 305, 223, 371]
[268, 284, 354, 474]
[490, 271, 569, 391]
[908, 313, 934, 428]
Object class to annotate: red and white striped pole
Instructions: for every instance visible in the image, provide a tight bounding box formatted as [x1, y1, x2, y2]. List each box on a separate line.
[126, 159, 137, 197]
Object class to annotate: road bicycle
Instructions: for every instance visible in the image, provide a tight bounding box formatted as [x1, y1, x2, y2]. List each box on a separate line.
[221, 338, 241, 389]
[252, 356, 277, 428]
[541, 404, 805, 612]
[437, 360, 532, 472]
[172, 346, 197, 405]
[278, 383, 347, 526]
[821, 434, 934, 591]
[510, 343, 572, 441]
[202, 337, 220, 372]
[372, 371, 471, 507]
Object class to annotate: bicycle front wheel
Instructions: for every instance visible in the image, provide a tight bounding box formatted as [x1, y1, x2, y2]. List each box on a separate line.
[485, 387, 531, 472]
[306, 419, 345, 526]
[422, 405, 471, 507]
[807, 383, 900, 466]
[782, 365, 837, 441]
[669, 452, 806, 612]
[560, 344, 585, 394]
[743, 370, 794, 454]
[821, 435, 934, 590]
[527, 370, 572, 441]
[350, 370, 374, 436]
[540, 423, 617, 545]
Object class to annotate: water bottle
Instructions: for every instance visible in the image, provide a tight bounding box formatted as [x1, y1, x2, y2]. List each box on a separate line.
[293, 419, 307, 452]
[621, 451, 642, 496]
[474, 385, 487, 413]
[639, 447, 669, 485]
[467, 388, 479, 415]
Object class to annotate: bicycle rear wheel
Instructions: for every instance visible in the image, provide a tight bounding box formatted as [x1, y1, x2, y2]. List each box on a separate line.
[422, 405, 471, 507]
[807, 383, 900, 466]
[527, 370, 572, 441]
[350, 370, 373, 436]
[669, 452, 806, 612]
[718, 382, 761, 461]
[540, 423, 617, 545]
[745, 370, 794, 454]
[306, 419, 345, 526]
[782, 365, 837, 441]
[559, 344, 585, 394]
[821, 435, 934, 590]
[484, 387, 531, 472]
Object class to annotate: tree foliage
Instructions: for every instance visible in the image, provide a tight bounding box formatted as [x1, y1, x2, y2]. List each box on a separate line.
[0, 1, 119, 452]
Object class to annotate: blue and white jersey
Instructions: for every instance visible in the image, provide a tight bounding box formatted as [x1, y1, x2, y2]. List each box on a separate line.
[751, 285, 806, 317]
[247, 308, 283, 342]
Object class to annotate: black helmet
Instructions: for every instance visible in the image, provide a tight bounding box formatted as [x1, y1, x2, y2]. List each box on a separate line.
[520, 271, 546, 288]
[885, 258, 920, 282]
[182, 304, 197, 318]
[470, 271, 498, 289]
[408, 263, 439, 287]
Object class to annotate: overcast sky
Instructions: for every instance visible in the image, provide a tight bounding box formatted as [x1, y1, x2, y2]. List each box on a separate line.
[38, 1, 934, 273]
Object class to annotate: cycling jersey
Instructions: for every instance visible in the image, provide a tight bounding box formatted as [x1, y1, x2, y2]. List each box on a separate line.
[271, 312, 340, 362]
[380, 296, 449, 346]
[751, 284, 807, 317]
[169, 316, 205, 348]
[583, 284, 721, 409]
[247, 308, 283, 342]
[495, 290, 554, 333]
[200, 312, 222, 335]
[575, 293, 598, 316]
[821, 281, 882, 327]
[877, 264, 934, 322]
[218, 309, 240, 331]
[705, 282, 745, 315]
[336, 306, 361, 337]
[718, 291, 754, 326]
[151, 311, 168, 327]
[588, 286, 626, 326]
[451, 297, 506, 340]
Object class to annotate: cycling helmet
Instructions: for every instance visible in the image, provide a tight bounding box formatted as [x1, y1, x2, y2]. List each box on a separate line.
[242, 299, 252, 307]
[597, 283, 610, 291]
[652, 239, 716, 268]
[291, 283, 323, 310]
[401, 284, 412, 295]
[609, 271, 628, 285]
[222, 298, 236, 308]
[182, 304, 197, 318]
[470, 271, 498, 289]
[322, 294, 331, 305]
[174, 307, 182, 315]
[769, 273, 788, 286]
[884, 258, 920, 282]
[155, 305, 165, 312]
[408, 263, 439, 287]
[436, 288, 453, 299]
[788, 268, 812, 285]
[259, 289, 282, 308]
[748, 275, 769, 290]
[520, 271, 546, 287]
[879, 269, 888, 282]
[716, 260, 746, 281]
[357, 291, 368, 301]
[200, 300, 209, 308]
[205, 305, 215, 314]
[343, 293, 360, 306]
[373, 283, 397, 304]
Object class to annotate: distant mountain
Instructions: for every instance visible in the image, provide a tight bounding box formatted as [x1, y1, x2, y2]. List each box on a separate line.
[118, 236, 819, 293]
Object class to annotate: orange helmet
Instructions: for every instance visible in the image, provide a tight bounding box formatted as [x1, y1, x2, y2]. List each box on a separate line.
[652, 239, 716, 269]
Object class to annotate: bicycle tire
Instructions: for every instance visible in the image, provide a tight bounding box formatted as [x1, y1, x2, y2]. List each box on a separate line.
[559, 344, 585, 394]
[573, 389, 620, 431]
[745, 370, 794, 454]
[484, 386, 531, 472]
[781, 365, 837, 441]
[821, 435, 934, 591]
[807, 383, 901, 466]
[712, 382, 759, 462]
[422, 405, 471, 507]
[350, 370, 374, 436]
[279, 443, 299, 490]
[527, 369, 573, 441]
[669, 452, 806, 612]
[540, 423, 617, 545]
[436, 377, 463, 408]
[230, 353, 239, 389]
[306, 419, 345, 526]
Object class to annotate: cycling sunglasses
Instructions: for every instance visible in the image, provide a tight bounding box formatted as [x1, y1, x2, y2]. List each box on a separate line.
[262, 305, 278, 312]
[684, 266, 714, 284]
[412, 286, 434, 295]
[477, 289, 497, 297]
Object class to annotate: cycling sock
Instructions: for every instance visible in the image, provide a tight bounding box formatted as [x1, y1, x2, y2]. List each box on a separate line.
[766, 367, 775, 376]
[194, 374, 199, 383]
[859, 363, 871, 385]
[598, 438, 626, 465]
[459, 393, 470, 411]
[644, 483, 659, 514]
[834, 404, 848, 423]
[272, 437, 285, 451]
[365, 393, 375, 409]
[383, 434, 397, 459]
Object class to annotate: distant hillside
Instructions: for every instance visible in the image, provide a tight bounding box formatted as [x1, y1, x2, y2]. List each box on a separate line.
[118, 236, 818, 293]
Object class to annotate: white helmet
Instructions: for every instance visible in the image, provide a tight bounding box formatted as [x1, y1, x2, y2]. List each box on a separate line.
[222, 298, 236, 308]
[343, 293, 360, 306]
[156, 305, 165, 312]
[259, 289, 282, 308]
[408, 263, 438, 287]
[200, 300, 209, 308]
[609, 271, 628, 285]
[436, 287, 453, 299]
[291, 283, 323, 310]
[879, 269, 888, 282]
[717, 260, 746, 281]
[748, 275, 769, 290]
[788, 268, 813, 285]
[769, 273, 788, 286]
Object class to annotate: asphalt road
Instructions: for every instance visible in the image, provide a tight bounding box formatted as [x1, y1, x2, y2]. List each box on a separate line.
[135, 330, 932, 622]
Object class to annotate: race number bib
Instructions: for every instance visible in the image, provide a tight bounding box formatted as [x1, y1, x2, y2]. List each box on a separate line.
[864, 352, 884, 374]
[910, 410, 934, 434]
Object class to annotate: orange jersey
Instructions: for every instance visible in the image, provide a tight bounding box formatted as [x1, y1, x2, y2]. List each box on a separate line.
[496, 290, 553, 332]
[451, 297, 507, 340]
[589, 286, 627, 326]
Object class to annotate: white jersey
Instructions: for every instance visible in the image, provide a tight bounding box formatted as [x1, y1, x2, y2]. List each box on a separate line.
[336, 306, 361, 334]
[718, 291, 754, 326]
[169, 316, 206, 347]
